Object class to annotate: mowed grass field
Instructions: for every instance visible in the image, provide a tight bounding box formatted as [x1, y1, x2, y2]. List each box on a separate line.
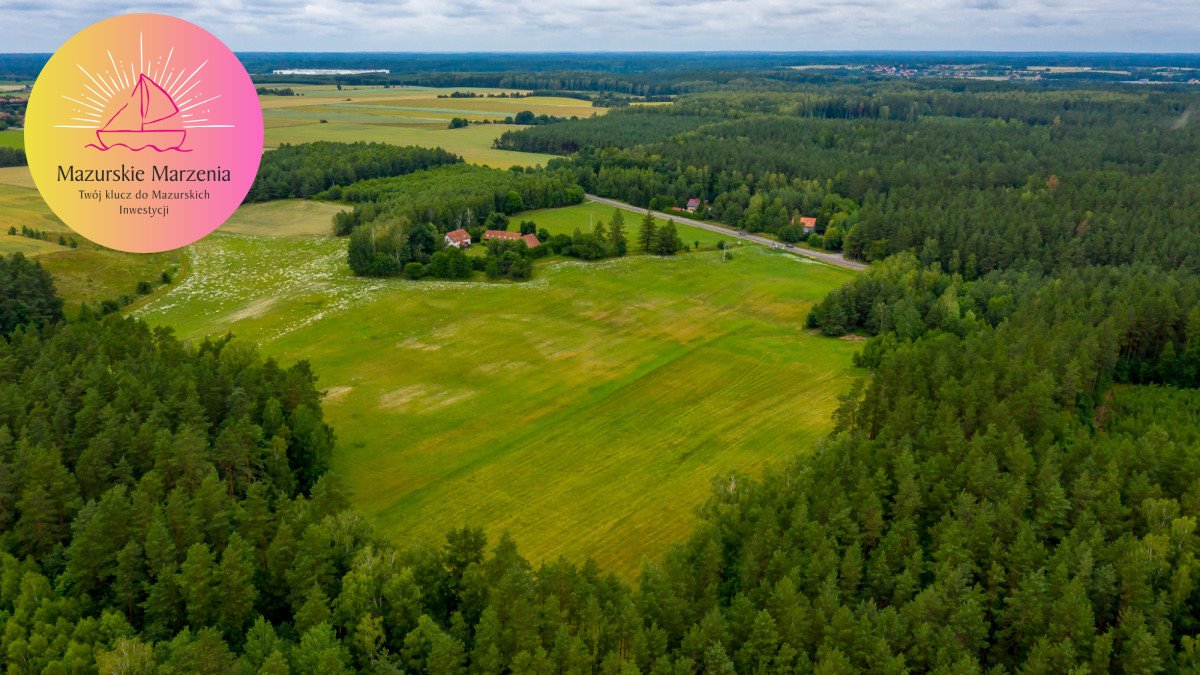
[267, 124, 551, 168]
[0, 166, 35, 189]
[523, 202, 733, 251]
[136, 207, 862, 577]
[0, 130, 23, 149]
[259, 85, 583, 167]
[220, 199, 347, 237]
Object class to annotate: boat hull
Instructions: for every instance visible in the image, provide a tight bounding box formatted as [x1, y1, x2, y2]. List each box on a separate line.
[95, 130, 187, 151]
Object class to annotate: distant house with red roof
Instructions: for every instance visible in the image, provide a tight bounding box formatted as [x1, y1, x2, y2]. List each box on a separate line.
[483, 230, 521, 242]
[444, 228, 472, 249]
[521, 233, 541, 249]
[686, 198, 702, 212]
[797, 217, 818, 233]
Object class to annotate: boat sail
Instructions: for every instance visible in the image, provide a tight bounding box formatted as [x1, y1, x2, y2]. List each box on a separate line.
[95, 74, 187, 151]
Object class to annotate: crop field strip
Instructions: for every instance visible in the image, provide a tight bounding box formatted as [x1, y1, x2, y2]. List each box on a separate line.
[257, 84, 596, 167]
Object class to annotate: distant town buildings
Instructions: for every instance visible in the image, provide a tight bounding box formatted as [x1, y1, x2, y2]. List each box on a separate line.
[786, 63, 1200, 85]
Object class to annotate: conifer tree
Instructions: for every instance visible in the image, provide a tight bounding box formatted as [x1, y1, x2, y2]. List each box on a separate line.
[638, 210, 656, 252]
[609, 208, 628, 256]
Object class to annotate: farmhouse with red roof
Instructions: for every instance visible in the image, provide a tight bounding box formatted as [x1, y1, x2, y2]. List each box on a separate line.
[521, 233, 541, 249]
[444, 229, 472, 249]
[483, 230, 522, 242]
[686, 198, 702, 212]
[797, 217, 818, 233]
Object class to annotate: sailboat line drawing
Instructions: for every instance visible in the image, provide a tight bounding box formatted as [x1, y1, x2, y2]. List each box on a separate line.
[86, 73, 190, 152]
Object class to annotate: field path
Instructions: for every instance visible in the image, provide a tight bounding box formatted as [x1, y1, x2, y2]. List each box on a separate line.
[585, 194, 867, 271]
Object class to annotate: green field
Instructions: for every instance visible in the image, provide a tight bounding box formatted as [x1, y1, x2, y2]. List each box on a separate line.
[0, 85, 571, 168]
[522, 202, 735, 251]
[0, 181, 70, 257]
[258, 85, 579, 167]
[135, 207, 861, 576]
[38, 247, 183, 312]
[265, 123, 553, 168]
[0, 172, 182, 311]
[0, 129, 22, 149]
[220, 199, 347, 237]
[0, 166, 35, 188]
[0, 182, 63, 232]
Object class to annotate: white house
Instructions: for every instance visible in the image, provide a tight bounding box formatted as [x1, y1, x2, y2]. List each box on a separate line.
[445, 229, 472, 249]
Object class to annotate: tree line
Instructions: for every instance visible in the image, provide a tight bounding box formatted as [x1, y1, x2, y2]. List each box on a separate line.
[329, 164, 584, 279]
[245, 142, 462, 203]
[328, 164, 583, 236]
[499, 85, 1200, 276]
[0, 147, 25, 167]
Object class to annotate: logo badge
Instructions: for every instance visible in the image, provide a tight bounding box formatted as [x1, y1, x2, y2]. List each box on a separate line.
[25, 14, 263, 253]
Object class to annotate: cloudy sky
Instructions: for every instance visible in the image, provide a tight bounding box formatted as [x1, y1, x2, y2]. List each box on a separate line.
[1, 0, 1198, 53]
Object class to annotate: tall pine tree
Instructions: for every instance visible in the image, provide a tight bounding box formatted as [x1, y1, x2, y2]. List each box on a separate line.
[638, 211, 656, 252]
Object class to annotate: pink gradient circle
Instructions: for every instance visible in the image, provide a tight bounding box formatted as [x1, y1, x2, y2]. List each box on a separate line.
[25, 14, 263, 253]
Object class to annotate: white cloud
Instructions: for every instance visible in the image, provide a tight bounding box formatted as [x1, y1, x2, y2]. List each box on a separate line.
[0, 0, 1198, 52]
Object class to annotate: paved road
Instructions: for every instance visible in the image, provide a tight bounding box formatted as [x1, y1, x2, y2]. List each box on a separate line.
[584, 194, 867, 271]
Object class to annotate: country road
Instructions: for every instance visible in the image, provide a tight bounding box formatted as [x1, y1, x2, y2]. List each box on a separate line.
[585, 194, 867, 271]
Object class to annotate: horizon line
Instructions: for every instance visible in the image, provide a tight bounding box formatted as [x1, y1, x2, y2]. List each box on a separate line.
[4, 49, 1200, 57]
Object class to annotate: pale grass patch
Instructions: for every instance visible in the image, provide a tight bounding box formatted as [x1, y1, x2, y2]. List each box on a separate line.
[378, 384, 476, 413]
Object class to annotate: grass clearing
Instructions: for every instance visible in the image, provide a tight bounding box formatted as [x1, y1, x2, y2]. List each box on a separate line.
[0, 130, 23, 149]
[136, 205, 861, 577]
[220, 199, 348, 237]
[0, 175, 181, 311]
[0, 183, 66, 232]
[38, 247, 183, 313]
[0, 166, 35, 188]
[0, 181, 72, 257]
[0, 234, 64, 257]
[521, 202, 735, 252]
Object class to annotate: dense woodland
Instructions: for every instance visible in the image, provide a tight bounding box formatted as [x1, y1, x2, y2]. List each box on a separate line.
[501, 86, 1200, 275]
[5, 250, 1200, 672]
[4, 64, 1200, 671]
[0, 147, 25, 168]
[0, 253, 62, 334]
[245, 143, 461, 203]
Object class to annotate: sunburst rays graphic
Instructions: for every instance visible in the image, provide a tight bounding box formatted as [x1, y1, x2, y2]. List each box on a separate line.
[56, 31, 234, 152]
